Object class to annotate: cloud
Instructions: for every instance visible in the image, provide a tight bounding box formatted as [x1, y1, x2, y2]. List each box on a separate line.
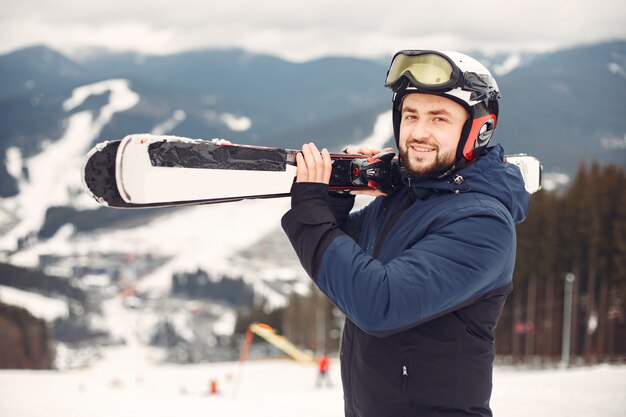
[1, 0, 625, 61]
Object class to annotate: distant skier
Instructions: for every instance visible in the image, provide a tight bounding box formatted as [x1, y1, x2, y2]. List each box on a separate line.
[282, 50, 530, 416]
[316, 354, 332, 388]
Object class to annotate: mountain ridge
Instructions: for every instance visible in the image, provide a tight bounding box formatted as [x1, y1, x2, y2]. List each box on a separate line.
[0, 42, 624, 237]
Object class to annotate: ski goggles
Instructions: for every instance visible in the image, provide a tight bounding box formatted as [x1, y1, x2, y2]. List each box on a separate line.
[384, 50, 496, 100]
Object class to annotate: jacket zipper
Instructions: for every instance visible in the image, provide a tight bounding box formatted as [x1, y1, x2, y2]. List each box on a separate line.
[402, 364, 409, 395]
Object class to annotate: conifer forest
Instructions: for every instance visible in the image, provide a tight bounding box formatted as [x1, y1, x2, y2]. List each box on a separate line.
[495, 162, 626, 363]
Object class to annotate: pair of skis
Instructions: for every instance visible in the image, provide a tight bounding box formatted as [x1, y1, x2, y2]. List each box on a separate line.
[82, 134, 542, 209]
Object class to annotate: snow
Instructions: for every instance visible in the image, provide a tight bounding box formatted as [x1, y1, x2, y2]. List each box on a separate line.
[4, 146, 23, 179]
[346, 110, 393, 150]
[212, 308, 236, 336]
[0, 355, 624, 416]
[0, 79, 140, 253]
[608, 62, 626, 79]
[494, 53, 523, 76]
[8, 223, 78, 267]
[542, 172, 570, 191]
[63, 79, 140, 115]
[202, 110, 252, 132]
[0, 284, 69, 321]
[491, 365, 626, 417]
[81, 197, 293, 295]
[151, 109, 187, 135]
[221, 113, 252, 132]
[82, 274, 112, 288]
[600, 133, 626, 150]
[0, 208, 13, 233]
[3, 286, 624, 417]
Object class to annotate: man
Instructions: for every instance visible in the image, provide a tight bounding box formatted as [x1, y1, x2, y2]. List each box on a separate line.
[281, 50, 530, 416]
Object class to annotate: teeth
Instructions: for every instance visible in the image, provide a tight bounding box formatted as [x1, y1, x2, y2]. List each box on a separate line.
[411, 146, 434, 152]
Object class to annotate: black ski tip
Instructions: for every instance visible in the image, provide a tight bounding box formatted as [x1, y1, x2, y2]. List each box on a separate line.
[82, 140, 257, 209]
[83, 140, 129, 207]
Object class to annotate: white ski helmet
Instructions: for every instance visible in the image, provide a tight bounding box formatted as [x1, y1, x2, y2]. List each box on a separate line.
[385, 50, 501, 169]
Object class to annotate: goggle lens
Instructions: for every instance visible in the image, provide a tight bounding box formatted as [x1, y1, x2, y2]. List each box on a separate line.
[385, 53, 454, 88]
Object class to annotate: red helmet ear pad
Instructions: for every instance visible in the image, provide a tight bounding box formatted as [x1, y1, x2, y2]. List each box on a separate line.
[462, 115, 497, 161]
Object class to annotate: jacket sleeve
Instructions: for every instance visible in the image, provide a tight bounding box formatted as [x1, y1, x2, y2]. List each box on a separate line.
[281, 183, 349, 280]
[282, 187, 516, 337]
[327, 192, 355, 226]
[328, 192, 365, 241]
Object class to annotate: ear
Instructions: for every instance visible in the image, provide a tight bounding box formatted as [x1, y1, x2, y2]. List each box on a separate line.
[462, 115, 497, 160]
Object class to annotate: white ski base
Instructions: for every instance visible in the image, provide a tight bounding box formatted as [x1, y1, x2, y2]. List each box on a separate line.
[505, 154, 542, 194]
[116, 135, 297, 204]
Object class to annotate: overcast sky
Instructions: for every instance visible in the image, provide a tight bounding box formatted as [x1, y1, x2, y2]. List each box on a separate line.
[1, 0, 625, 61]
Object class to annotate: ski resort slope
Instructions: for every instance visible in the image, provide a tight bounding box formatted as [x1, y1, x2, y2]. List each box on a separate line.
[2, 78, 624, 416]
[0, 357, 624, 417]
[0, 285, 68, 321]
[3, 291, 624, 416]
[0, 79, 139, 253]
[1, 288, 625, 417]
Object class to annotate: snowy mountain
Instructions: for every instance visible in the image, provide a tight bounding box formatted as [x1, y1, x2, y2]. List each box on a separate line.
[1, 40, 624, 368]
[0, 64, 390, 365]
[2, 41, 625, 198]
[496, 41, 626, 173]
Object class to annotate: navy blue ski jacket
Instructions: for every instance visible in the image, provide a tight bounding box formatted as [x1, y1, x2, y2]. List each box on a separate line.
[282, 145, 530, 417]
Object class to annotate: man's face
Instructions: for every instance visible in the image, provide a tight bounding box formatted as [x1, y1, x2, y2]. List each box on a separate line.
[398, 93, 468, 176]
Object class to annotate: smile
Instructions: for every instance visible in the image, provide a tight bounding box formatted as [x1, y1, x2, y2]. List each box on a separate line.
[410, 144, 436, 153]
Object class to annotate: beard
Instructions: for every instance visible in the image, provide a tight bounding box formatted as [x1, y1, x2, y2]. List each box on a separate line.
[399, 140, 456, 177]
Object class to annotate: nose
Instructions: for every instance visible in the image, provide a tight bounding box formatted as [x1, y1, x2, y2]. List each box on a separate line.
[409, 118, 430, 141]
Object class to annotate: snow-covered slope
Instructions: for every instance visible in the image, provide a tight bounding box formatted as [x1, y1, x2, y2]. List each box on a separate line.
[2, 93, 391, 289]
[0, 79, 140, 252]
[5, 253, 624, 417]
[0, 356, 624, 417]
[0, 284, 68, 321]
[0, 83, 390, 351]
